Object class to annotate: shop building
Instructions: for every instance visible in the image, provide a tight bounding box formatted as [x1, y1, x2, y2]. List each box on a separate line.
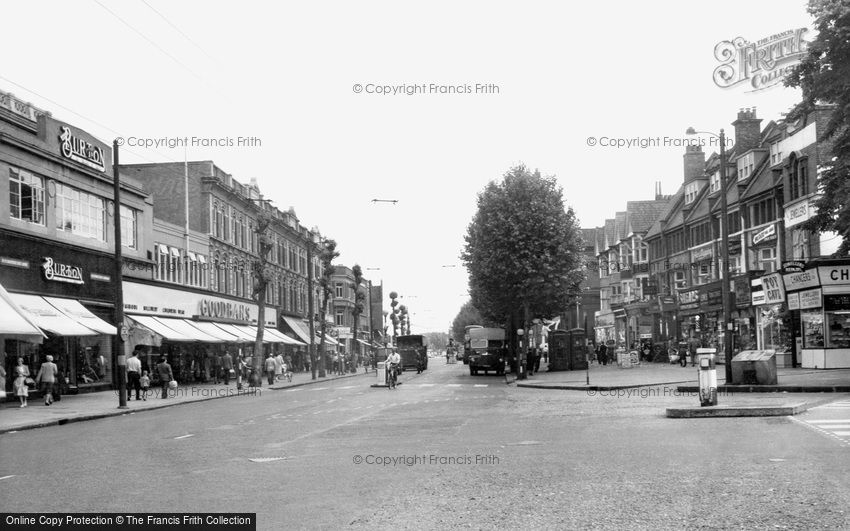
[330, 265, 373, 365]
[0, 90, 154, 393]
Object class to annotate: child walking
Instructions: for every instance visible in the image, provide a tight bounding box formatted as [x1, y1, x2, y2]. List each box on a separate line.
[140, 370, 151, 401]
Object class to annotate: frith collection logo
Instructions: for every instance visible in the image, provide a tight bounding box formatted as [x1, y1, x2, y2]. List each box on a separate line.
[42, 257, 84, 285]
[713, 28, 809, 92]
[59, 126, 106, 172]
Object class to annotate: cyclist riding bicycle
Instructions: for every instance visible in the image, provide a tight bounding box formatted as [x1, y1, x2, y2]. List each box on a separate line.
[386, 349, 401, 389]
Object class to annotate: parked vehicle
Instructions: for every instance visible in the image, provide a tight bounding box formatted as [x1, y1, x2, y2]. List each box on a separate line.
[467, 327, 507, 376]
[462, 325, 482, 364]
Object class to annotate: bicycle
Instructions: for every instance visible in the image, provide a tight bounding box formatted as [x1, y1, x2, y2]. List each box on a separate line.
[387, 363, 399, 390]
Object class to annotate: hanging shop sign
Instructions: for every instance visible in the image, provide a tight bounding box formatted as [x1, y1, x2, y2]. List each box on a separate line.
[41, 257, 84, 285]
[59, 126, 106, 172]
[678, 288, 700, 310]
[751, 278, 764, 306]
[782, 268, 819, 291]
[752, 224, 776, 246]
[761, 272, 785, 304]
[781, 260, 806, 274]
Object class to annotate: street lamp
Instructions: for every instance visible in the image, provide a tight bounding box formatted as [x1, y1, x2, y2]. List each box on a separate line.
[686, 127, 733, 386]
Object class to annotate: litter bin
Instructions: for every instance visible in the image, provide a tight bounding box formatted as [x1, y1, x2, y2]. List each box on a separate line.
[730, 350, 777, 385]
[372, 361, 388, 387]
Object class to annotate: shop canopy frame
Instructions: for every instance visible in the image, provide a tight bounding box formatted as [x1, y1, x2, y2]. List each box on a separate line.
[0, 283, 47, 343]
[9, 293, 102, 337]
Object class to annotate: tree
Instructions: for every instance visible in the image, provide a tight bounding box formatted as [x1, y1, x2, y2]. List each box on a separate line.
[389, 291, 400, 339]
[423, 332, 449, 352]
[399, 304, 409, 335]
[462, 164, 585, 354]
[350, 264, 365, 373]
[451, 301, 488, 342]
[250, 210, 275, 386]
[317, 239, 339, 378]
[786, 0, 850, 255]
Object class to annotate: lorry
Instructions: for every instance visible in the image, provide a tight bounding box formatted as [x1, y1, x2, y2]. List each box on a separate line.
[395, 334, 427, 371]
[467, 327, 507, 376]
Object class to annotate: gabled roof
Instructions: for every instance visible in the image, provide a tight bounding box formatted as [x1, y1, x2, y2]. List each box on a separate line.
[614, 211, 628, 242]
[603, 219, 617, 250]
[580, 228, 598, 252]
[626, 199, 670, 234]
[683, 182, 712, 224]
[739, 153, 778, 201]
[645, 186, 684, 240]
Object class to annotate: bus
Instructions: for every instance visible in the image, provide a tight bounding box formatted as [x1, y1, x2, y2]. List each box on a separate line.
[462, 325, 483, 365]
[467, 327, 507, 376]
[395, 334, 427, 371]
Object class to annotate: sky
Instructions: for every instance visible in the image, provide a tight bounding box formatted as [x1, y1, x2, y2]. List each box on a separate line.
[1, 0, 814, 333]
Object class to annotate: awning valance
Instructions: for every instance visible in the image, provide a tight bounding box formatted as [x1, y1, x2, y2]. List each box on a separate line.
[281, 316, 311, 344]
[44, 297, 116, 335]
[128, 315, 195, 342]
[263, 327, 306, 345]
[184, 320, 241, 342]
[0, 284, 46, 343]
[155, 317, 226, 342]
[10, 293, 99, 336]
[212, 323, 256, 342]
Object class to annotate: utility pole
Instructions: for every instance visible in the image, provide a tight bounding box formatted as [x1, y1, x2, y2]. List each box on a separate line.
[307, 237, 316, 380]
[113, 139, 127, 409]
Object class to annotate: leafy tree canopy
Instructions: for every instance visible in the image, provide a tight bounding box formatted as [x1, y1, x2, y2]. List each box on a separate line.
[450, 301, 490, 342]
[786, 0, 850, 255]
[462, 165, 585, 325]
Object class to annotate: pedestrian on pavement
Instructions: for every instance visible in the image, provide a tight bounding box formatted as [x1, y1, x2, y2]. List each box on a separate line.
[155, 356, 174, 399]
[533, 347, 542, 374]
[126, 350, 142, 401]
[35, 355, 58, 406]
[13, 366, 29, 407]
[220, 351, 233, 385]
[140, 371, 151, 400]
[597, 343, 607, 366]
[0, 364, 6, 407]
[274, 353, 284, 381]
[264, 353, 276, 385]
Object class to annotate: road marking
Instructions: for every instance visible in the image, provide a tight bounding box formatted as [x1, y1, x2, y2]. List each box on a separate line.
[284, 388, 304, 392]
[174, 434, 195, 440]
[810, 419, 850, 423]
[834, 431, 850, 436]
[0, 475, 15, 481]
[338, 385, 355, 389]
[446, 384, 461, 387]
[311, 387, 328, 391]
[474, 384, 488, 388]
[418, 384, 435, 387]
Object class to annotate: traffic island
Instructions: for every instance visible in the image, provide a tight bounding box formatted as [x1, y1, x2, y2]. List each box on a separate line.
[666, 403, 809, 418]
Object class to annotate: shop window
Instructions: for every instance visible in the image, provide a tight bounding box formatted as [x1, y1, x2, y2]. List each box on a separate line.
[9, 167, 45, 225]
[802, 311, 824, 348]
[757, 304, 791, 353]
[55, 183, 106, 241]
[826, 311, 850, 348]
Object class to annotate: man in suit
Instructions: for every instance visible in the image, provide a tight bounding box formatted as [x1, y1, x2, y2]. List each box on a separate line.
[155, 356, 174, 399]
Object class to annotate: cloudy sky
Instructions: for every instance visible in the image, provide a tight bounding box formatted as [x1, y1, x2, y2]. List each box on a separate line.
[2, 0, 813, 332]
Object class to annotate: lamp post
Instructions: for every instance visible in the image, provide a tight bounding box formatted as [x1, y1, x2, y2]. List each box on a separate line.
[686, 127, 733, 385]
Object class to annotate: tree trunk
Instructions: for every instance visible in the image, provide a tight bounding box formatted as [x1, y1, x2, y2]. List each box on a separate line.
[318, 291, 328, 378]
[252, 287, 266, 387]
[352, 314, 359, 373]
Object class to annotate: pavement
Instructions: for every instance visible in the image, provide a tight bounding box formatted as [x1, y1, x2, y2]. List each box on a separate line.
[0, 368, 375, 434]
[515, 360, 850, 418]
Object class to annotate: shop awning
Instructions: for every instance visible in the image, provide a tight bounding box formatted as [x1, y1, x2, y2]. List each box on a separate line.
[0, 284, 46, 343]
[212, 323, 256, 342]
[152, 317, 226, 342]
[319, 333, 339, 346]
[185, 320, 241, 342]
[44, 297, 116, 335]
[281, 316, 311, 344]
[357, 339, 372, 348]
[127, 315, 196, 342]
[263, 327, 306, 346]
[9, 293, 100, 336]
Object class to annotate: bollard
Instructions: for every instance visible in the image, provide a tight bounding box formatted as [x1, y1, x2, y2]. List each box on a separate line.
[697, 350, 717, 407]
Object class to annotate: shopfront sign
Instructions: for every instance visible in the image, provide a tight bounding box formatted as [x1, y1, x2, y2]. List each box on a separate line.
[751, 278, 764, 306]
[59, 126, 106, 172]
[335, 326, 353, 339]
[824, 294, 850, 312]
[199, 299, 251, 321]
[41, 257, 84, 285]
[752, 224, 776, 245]
[782, 260, 806, 274]
[679, 288, 700, 310]
[691, 245, 713, 263]
[798, 288, 822, 310]
[818, 265, 850, 286]
[783, 269, 820, 292]
[787, 292, 800, 311]
[761, 272, 785, 304]
[784, 198, 816, 229]
[122, 281, 276, 326]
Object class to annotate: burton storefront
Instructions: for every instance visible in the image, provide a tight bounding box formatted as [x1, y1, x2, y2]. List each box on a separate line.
[1, 235, 119, 394]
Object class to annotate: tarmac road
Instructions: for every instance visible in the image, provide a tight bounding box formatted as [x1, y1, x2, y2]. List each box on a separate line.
[1, 362, 849, 530]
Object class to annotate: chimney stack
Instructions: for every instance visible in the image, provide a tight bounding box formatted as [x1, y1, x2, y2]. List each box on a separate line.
[732, 107, 762, 153]
[683, 145, 705, 183]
